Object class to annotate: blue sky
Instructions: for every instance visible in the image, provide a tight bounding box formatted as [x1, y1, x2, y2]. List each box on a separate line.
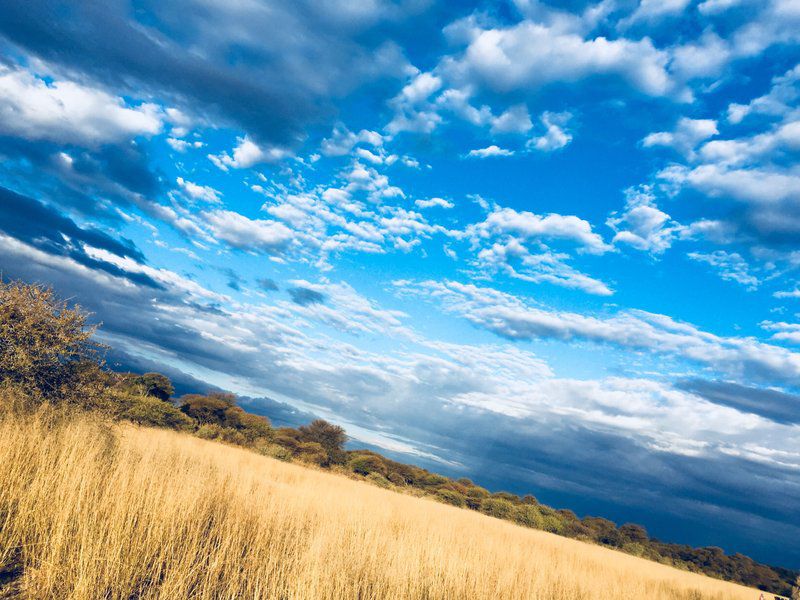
[1, 0, 799, 567]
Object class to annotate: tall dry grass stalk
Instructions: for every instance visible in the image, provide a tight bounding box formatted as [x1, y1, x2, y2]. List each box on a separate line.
[0, 407, 767, 599]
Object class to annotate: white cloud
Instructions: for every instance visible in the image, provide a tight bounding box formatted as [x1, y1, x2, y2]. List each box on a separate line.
[471, 205, 612, 255]
[415, 197, 454, 209]
[176, 177, 222, 204]
[0, 65, 162, 146]
[528, 111, 573, 152]
[393, 279, 800, 384]
[687, 251, 761, 290]
[607, 186, 684, 254]
[386, 72, 444, 135]
[619, 0, 692, 29]
[445, 20, 674, 97]
[210, 137, 292, 170]
[320, 124, 385, 157]
[727, 64, 800, 124]
[466, 145, 515, 158]
[204, 210, 295, 254]
[643, 117, 718, 158]
[490, 103, 533, 134]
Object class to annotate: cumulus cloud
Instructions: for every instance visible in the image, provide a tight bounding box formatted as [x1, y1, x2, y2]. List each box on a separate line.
[643, 117, 719, 158]
[470, 205, 612, 255]
[528, 111, 573, 152]
[204, 210, 294, 254]
[466, 145, 515, 158]
[464, 204, 613, 295]
[176, 177, 221, 204]
[415, 197, 454, 209]
[608, 186, 684, 254]
[0, 65, 163, 146]
[442, 20, 674, 97]
[210, 137, 293, 170]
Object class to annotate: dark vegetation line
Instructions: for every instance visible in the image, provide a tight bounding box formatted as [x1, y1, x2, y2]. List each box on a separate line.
[0, 279, 798, 598]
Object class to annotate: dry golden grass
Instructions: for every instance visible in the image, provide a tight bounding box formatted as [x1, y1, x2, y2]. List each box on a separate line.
[0, 407, 768, 600]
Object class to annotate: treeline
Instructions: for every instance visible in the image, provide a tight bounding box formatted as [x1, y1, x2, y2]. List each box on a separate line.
[1, 280, 797, 598]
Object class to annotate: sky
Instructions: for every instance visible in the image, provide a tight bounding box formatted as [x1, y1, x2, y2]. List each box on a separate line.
[0, 0, 799, 568]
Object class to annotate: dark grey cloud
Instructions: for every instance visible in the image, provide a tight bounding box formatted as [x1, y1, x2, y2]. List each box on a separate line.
[679, 379, 800, 426]
[0, 135, 162, 220]
[0, 186, 162, 288]
[288, 286, 326, 305]
[0, 0, 419, 146]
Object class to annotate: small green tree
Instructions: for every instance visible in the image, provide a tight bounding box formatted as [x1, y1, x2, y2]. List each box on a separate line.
[298, 419, 347, 464]
[0, 280, 104, 403]
[179, 393, 236, 425]
[136, 373, 174, 401]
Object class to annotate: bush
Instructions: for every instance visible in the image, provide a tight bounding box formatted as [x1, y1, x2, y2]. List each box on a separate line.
[295, 441, 328, 466]
[436, 489, 467, 507]
[481, 498, 514, 520]
[120, 395, 194, 430]
[253, 442, 293, 461]
[418, 472, 448, 487]
[541, 514, 565, 535]
[386, 472, 407, 486]
[180, 393, 237, 425]
[195, 423, 223, 440]
[512, 505, 544, 529]
[366, 472, 391, 488]
[349, 454, 386, 476]
[136, 373, 174, 401]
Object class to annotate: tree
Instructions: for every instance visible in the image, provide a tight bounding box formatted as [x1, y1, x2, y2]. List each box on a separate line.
[0, 280, 104, 403]
[791, 575, 800, 600]
[136, 373, 174, 401]
[620, 523, 649, 544]
[298, 419, 347, 464]
[179, 393, 236, 425]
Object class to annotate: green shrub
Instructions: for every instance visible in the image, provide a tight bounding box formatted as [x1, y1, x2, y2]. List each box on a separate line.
[480, 497, 514, 520]
[254, 442, 293, 461]
[195, 423, 223, 440]
[120, 395, 194, 430]
[386, 472, 407, 486]
[366, 472, 391, 488]
[418, 472, 448, 487]
[512, 504, 544, 529]
[540, 514, 565, 534]
[218, 427, 247, 445]
[296, 441, 328, 466]
[349, 454, 386, 476]
[436, 489, 467, 507]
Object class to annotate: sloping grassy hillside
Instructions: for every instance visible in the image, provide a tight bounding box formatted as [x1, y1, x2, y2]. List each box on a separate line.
[0, 407, 768, 600]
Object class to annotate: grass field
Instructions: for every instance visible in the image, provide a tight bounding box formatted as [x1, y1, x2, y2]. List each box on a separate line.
[0, 407, 770, 600]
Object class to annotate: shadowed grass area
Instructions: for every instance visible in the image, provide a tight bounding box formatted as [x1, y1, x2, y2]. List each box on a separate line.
[0, 405, 769, 600]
